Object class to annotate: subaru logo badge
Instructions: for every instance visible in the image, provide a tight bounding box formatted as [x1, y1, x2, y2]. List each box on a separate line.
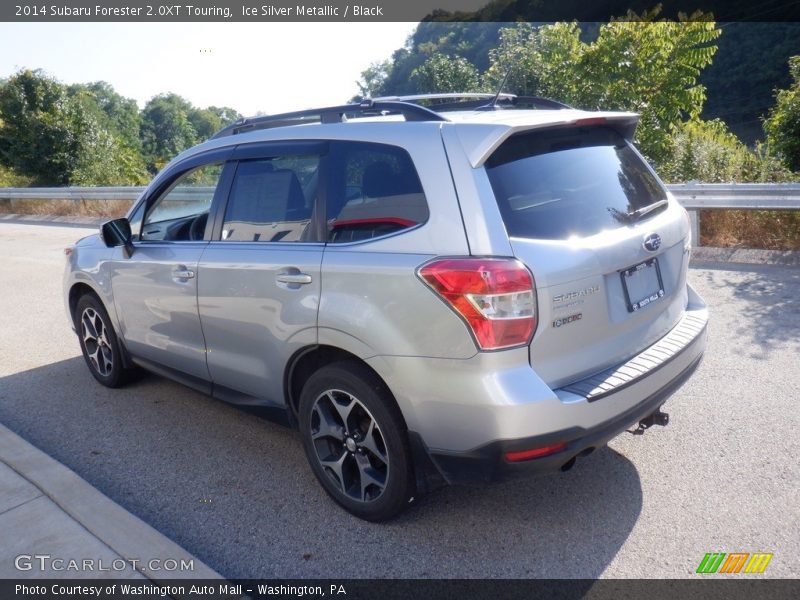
[643, 233, 661, 252]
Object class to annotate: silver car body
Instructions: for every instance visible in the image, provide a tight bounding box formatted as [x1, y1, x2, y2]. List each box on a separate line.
[64, 106, 708, 484]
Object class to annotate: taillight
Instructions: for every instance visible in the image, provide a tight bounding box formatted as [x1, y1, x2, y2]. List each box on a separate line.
[417, 257, 537, 351]
[573, 117, 607, 127]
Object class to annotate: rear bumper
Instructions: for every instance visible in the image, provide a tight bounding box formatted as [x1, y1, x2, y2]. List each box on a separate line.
[425, 339, 704, 485]
[394, 292, 708, 486]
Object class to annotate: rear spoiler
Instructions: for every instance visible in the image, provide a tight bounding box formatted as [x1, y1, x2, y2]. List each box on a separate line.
[456, 112, 640, 168]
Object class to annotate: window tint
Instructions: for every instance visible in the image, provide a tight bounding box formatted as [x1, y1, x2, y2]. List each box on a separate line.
[485, 126, 668, 240]
[141, 163, 222, 241]
[221, 155, 319, 242]
[327, 142, 428, 243]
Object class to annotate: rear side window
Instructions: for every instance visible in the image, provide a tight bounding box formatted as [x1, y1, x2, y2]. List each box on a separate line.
[485, 126, 667, 240]
[326, 141, 428, 243]
[221, 155, 319, 243]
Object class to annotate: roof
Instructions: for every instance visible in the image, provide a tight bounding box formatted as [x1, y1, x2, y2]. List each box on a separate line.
[172, 94, 639, 170]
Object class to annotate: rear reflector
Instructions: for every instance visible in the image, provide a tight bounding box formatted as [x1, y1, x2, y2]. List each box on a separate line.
[504, 443, 567, 463]
[418, 258, 537, 350]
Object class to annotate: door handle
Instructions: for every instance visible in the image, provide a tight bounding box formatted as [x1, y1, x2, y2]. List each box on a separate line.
[276, 272, 312, 285]
[172, 267, 195, 280]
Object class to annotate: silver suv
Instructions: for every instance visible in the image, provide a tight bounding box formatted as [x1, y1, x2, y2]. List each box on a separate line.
[64, 94, 708, 521]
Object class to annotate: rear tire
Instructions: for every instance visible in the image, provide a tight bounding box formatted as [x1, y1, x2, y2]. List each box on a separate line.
[74, 294, 134, 388]
[298, 361, 415, 521]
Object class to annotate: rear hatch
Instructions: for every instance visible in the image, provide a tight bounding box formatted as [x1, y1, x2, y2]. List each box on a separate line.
[483, 124, 691, 388]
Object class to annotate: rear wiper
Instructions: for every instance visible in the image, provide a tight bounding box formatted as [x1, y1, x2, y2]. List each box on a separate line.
[628, 198, 668, 222]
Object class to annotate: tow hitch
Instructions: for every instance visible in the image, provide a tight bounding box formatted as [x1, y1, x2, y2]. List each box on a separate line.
[629, 408, 670, 435]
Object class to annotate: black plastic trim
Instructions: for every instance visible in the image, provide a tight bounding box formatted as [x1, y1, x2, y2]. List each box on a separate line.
[131, 357, 212, 397]
[562, 312, 707, 402]
[212, 100, 446, 138]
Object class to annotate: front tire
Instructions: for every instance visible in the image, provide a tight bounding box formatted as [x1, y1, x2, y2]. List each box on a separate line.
[298, 361, 415, 521]
[74, 294, 132, 388]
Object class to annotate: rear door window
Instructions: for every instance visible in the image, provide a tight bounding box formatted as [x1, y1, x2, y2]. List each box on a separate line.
[326, 141, 429, 243]
[485, 126, 667, 240]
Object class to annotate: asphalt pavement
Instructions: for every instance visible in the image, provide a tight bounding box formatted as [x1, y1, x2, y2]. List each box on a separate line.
[0, 222, 797, 579]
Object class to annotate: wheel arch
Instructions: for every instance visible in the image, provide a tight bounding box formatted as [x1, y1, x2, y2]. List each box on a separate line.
[286, 344, 444, 498]
[284, 345, 406, 430]
[68, 282, 101, 321]
[69, 281, 134, 369]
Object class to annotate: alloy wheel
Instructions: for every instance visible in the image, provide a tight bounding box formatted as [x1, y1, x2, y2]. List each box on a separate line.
[80, 307, 114, 377]
[309, 389, 389, 503]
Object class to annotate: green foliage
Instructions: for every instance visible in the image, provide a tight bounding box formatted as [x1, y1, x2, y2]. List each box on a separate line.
[659, 119, 793, 183]
[0, 163, 32, 187]
[355, 22, 506, 97]
[354, 60, 393, 100]
[188, 105, 242, 140]
[140, 95, 241, 173]
[0, 69, 78, 184]
[68, 81, 143, 152]
[700, 23, 800, 144]
[140, 93, 198, 173]
[484, 6, 721, 163]
[410, 55, 484, 94]
[0, 69, 239, 185]
[764, 56, 800, 172]
[0, 69, 146, 185]
[63, 81, 150, 184]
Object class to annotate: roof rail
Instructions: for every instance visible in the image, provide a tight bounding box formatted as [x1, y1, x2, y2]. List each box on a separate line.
[212, 100, 447, 139]
[374, 93, 571, 112]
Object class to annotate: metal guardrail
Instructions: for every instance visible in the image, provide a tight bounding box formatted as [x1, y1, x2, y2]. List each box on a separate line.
[666, 183, 800, 245]
[0, 186, 145, 201]
[1, 182, 798, 246]
[667, 182, 800, 210]
[2, 182, 799, 206]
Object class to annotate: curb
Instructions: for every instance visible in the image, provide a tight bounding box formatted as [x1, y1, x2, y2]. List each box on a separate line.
[0, 423, 223, 583]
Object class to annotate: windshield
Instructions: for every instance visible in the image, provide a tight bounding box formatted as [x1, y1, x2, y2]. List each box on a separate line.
[485, 126, 668, 240]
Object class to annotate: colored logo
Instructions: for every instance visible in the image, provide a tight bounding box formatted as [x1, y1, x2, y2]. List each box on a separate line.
[696, 552, 773, 574]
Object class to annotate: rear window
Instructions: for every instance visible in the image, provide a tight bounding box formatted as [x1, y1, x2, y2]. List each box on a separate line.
[485, 126, 667, 240]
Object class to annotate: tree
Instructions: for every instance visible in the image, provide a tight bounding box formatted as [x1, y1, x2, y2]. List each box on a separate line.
[764, 56, 800, 171]
[140, 93, 198, 172]
[188, 105, 242, 140]
[0, 69, 147, 185]
[68, 81, 142, 151]
[0, 69, 76, 183]
[354, 60, 392, 100]
[484, 6, 721, 164]
[66, 82, 149, 184]
[410, 54, 483, 94]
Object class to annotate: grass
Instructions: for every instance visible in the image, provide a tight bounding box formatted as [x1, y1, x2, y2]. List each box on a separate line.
[0, 198, 132, 218]
[700, 210, 800, 251]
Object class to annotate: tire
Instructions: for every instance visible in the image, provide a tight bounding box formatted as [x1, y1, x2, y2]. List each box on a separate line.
[298, 361, 415, 521]
[74, 294, 133, 388]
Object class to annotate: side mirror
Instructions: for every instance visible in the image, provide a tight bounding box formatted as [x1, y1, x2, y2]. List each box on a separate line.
[100, 218, 134, 258]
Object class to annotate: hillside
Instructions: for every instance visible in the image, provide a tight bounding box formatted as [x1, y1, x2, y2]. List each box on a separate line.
[373, 20, 800, 144]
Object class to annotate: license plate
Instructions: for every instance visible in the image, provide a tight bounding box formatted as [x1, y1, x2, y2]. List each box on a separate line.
[620, 258, 665, 312]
